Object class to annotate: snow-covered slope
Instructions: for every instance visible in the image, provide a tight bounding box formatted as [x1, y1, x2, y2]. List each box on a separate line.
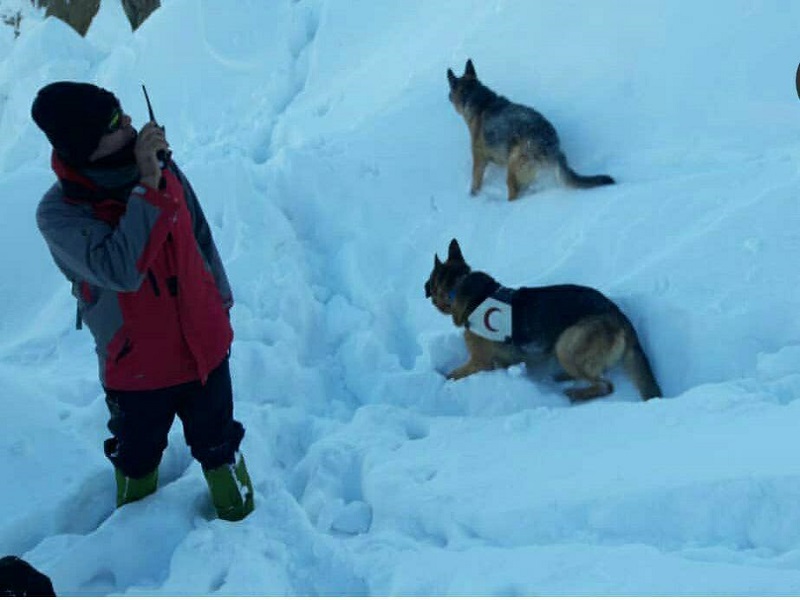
[1, 0, 800, 594]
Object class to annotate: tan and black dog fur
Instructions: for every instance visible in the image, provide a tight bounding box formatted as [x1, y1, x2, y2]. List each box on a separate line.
[447, 59, 615, 200]
[425, 239, 661, 401]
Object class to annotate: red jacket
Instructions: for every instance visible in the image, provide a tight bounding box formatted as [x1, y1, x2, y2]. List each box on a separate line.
[37, 154, 233, 390]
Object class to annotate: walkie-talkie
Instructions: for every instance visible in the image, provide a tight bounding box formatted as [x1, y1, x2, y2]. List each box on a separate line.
[141, 84, 171, 189]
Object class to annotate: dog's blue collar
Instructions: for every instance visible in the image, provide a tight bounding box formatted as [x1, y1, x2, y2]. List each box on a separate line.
[448, 274, 470, 302]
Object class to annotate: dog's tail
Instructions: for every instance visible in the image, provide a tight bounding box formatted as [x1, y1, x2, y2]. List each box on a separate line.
[556, 152, 615, 189]
[622, 325, 662, 400]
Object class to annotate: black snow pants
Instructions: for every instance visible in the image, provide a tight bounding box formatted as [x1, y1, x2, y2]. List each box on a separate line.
[103, 357, 245, 478]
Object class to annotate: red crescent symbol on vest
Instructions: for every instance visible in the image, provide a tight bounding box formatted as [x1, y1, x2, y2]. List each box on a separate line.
[484, 307, 500, 332]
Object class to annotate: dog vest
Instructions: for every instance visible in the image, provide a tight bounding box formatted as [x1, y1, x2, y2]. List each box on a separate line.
[465, 286, 515, 343]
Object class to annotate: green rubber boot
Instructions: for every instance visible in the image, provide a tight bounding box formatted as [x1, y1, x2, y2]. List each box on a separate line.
[203, 453, 255, 521]
[115, 467, 158, 507]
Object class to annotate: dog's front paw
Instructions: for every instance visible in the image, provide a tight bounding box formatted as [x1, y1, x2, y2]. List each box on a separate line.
[447, 366, 471, 380]
[447, 369, 467, 381]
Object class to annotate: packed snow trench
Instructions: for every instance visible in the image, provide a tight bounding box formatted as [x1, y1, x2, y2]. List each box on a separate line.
[2, 0, 800, 595]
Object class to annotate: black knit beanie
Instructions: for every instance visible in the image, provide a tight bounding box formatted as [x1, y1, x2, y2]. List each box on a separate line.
[31, 81, 120, 166]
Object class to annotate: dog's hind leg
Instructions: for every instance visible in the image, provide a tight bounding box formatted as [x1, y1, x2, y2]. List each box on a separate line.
[555, 369, 613, 401]
[507, 144, 536, 201]
[564, 379, 614, 402]
[553, 371, 576, 383]
[507, 169, 521, 201]
[555, 315, 627, 401]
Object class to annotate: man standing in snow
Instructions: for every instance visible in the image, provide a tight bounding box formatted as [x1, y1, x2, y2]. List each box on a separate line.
[31, 81, 255, 521]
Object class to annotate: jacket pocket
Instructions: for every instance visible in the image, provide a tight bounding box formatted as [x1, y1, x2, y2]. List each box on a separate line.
[106, 328, 134, 367]
[147, 269, 161, 297]
[114, 337, 133, 364]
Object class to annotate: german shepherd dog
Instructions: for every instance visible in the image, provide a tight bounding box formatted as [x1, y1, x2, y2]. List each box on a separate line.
[447, 59, 615, 200]
[424, 239, 661, 401]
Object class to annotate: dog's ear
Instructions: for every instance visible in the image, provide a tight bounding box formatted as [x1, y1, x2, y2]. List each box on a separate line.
[447, 238, 464, 263]
[447, 68, 457, 88]
[434, 253, 442, 267]
[464, 59, 476, 80]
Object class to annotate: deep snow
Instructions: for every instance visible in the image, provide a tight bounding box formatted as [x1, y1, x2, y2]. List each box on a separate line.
[2, 0, 800, 595]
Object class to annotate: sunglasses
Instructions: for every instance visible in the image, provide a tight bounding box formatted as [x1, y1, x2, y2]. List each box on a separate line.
[105, 107, 122, 134]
